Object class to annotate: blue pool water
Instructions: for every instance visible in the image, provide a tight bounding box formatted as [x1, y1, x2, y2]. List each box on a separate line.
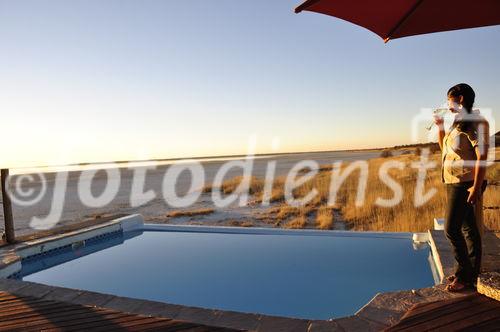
[17, 230, 435, 319]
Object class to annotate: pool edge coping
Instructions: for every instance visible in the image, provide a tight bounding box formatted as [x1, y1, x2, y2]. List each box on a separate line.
[0, 214, 144, 278]
[428, 229, 456, 283]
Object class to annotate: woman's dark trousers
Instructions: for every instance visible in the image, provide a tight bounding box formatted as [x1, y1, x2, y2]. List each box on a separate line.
[444, 182, 482, 284]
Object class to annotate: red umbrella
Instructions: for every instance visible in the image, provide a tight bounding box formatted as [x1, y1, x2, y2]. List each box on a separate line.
[295, 0, 500, 42]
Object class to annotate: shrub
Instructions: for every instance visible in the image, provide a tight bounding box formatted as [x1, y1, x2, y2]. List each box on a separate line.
[380, 149, 393, 158]
[429, 143, 441, 154]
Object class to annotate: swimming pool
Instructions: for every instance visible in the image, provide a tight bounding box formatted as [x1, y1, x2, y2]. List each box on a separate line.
[14, 226, 436, 320]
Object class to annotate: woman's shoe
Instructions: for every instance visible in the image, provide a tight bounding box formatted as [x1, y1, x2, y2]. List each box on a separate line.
[445, 279, 468, 292]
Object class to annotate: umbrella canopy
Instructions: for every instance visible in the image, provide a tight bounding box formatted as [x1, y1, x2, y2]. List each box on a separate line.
[295, 0, 500, 42]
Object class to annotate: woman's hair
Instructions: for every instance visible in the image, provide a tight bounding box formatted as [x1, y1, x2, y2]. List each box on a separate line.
[447, 83, 475, 132]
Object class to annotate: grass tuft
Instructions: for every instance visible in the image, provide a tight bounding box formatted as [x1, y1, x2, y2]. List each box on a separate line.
[285, 215, 308, 229]
[316, 206, 334, 230]
[166, 208, 215, 218]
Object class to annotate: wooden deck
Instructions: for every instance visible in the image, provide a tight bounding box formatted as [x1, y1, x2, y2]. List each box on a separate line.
[386, 293, 500, 331]
[0, 291, 240, 332]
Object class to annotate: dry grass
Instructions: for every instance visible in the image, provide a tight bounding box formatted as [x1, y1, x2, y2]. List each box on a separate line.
[203, 176, 264, 195]
[316, 206, 334, 230]
[166, 208, 215, 218]
[483, 149, 500, 230]
[253, 177, 286, 204]
[276, 206, 300, 220]
[271, 205, 314, 227]
[285, 215, 308, 229]
[291, 150, 497, 232]
[333, 153, 445, 232]
[299, 165, 334, 174]
[227, 220, 254, 227]
[209, 148, 499, 232]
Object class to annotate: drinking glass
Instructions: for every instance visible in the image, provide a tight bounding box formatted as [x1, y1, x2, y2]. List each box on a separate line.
[426, 108, 449, 131]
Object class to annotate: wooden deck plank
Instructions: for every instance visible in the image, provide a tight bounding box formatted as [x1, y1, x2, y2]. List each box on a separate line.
[119, 320, 203, 332]
[459, 317, 500, 332]
[402, 301, 499, 331]
[0, 308, 109, 327]
[0, 297, 66, 307]
[91, 317, 178, 330]
[386, 293, 500, 331]
[390, 294, 491, 328]
[93, 320, 190, 332]
[0, 299, 101, 316]
[0, 294, 25, 301]
[435, 307, 500, 331]
[0, 307, 110, 325]
[2, 308, 128, 329]
[0, 312, 129, 330]
[0, 291, 240, 332]
[0, 304, 89, 321]
[52, 315, 163, 331]
[398, 294, 480, 317]
[0, 298, 70, 311]
[0, 310, 128, 330]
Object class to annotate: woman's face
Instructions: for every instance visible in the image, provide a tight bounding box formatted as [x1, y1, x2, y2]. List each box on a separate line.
[447, 95, 462, 113]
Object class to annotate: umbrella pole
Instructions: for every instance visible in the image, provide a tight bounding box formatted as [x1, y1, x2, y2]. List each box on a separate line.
[1, 169, 15, 244]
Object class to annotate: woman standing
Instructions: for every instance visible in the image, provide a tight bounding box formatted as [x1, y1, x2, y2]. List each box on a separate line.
[434, 83, 490, 292]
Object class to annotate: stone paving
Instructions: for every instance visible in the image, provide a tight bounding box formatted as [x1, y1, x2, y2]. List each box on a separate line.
[351, 229, 500, 330]
[0, 278, 481, 331]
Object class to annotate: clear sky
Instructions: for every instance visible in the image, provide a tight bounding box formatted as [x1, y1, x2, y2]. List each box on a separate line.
[1, 0, 499, 168]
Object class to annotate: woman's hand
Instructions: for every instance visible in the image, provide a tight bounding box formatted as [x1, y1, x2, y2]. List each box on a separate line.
[467, 186, 479, 204]
[433, 114, 444, 128]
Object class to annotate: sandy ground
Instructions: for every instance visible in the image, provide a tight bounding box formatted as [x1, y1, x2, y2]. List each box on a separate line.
[1, 150, 381, 236]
